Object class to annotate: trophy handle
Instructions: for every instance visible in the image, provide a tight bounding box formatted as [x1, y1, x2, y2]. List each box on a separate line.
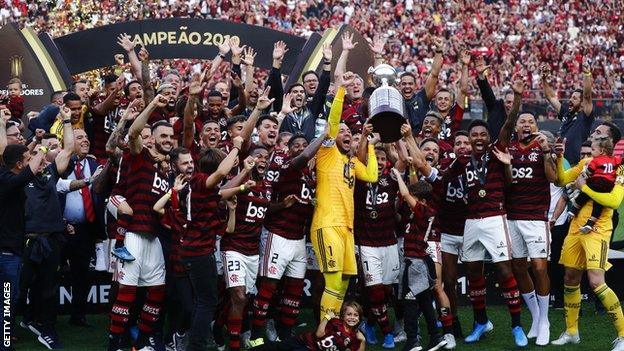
[367, 66, 375, 74]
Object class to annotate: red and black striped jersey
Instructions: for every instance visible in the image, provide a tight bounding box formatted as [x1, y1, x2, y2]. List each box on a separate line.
[264, 158, 316, 240]
[161, 206, 187, 276]
[431, 157, 467, 237]
[89, 97, 128, 161]
[180, 172, 223, 257]
[447, 143, 507, 219]
[506, 139, 550, 221]
[354, 172, 399, 247]
[301, 318, 362, 351]
[403, 201, 435, 258]
[124, 148, 171, 234]
[220, 179, 272, 256]
[439, 104, 464, 142]
[264, 149, 289, 185]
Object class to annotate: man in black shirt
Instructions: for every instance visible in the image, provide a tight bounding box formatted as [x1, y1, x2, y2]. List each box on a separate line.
[474, 55, 517, 139]
[542, 59, 594, 165]
[400, 37, 443, 132]
[19, 108, 75, 350]
[0, 144, 45, 351]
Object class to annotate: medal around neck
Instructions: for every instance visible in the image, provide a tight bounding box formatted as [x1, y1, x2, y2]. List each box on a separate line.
[368, 64, 406, 143]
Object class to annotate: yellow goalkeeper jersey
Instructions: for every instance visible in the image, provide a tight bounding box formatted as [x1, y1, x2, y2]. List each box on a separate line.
[311, 87, 378, 232]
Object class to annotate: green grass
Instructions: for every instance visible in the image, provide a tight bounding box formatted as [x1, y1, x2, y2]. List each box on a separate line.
[11, 303, 619, 350]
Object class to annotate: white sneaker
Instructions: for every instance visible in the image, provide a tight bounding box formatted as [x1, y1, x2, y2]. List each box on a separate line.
[551, 331, 580, 345]
[536, 322, 550, 346]
[266, 318, 278, 342]
[443, 333, 456, 349]
[394, 330, 407, 343]
[612, 337, 624, 351]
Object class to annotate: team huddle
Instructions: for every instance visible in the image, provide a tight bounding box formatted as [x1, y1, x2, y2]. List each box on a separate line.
[4, 29, 624, 351]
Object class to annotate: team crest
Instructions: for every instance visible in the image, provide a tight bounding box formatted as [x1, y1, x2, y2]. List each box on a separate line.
[528, 152, 539, 162]
[328, 259, 336, 268]
[379, 178, 388, 187]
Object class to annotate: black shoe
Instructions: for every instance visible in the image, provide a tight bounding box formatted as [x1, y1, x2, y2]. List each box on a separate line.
[38, 328, 64, 350]
[213, 322, 225, 348]
[108, 333, 125, 351]
[452, 318, 463, 338]
[69, 317, 92, 328]
[426, 334, 447, 351]
[20, 320, 43, 336]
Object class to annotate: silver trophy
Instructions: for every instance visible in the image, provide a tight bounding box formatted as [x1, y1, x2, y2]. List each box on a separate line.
[368, 64, 406, 142]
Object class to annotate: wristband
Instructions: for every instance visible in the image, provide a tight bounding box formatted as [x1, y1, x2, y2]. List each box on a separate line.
[38, 146, 48, 154]
[240, 185, 246, 192]
[435, 50, 443, 54]
[323, 59, 331, 65]
[84, 178, 91, 186]
[63, 119, 71, 124]
[219, 53, 226, 59]
[583, 72, 592, 77]
[324, 314, 332, 321]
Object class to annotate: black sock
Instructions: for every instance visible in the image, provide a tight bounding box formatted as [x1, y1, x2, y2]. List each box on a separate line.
[417, 290, 440, 338]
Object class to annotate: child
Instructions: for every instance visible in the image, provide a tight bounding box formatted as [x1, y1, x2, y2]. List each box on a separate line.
[569, 138, 623, 233]
[393, 169, 448, 351]
[250, 300, 365, 351]
[5, 77, 24, 120]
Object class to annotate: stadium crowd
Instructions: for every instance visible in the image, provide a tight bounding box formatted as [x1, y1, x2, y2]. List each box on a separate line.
[1, 1, 624, 351]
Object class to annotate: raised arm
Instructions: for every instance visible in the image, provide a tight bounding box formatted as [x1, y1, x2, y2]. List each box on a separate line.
[393, 168, 417, 208]
[369, 34, 387, 67]
[117, 33, 142, 80]
[541, 63, 561, 113]
[106, 99, 140, 155]
[92, 76, 125, 117]
[335, 32, 357, 81]
[139, 46, 153, 105]
[356, 124, 373, 164]
[242, 46, 257, 96]
[240, 87, 274, 150]
[203, 136, 243, 189]
[424, 37, 444, 100]
[267, 41, 288, 112]
[535, 132, 558, 183]
[289, 130, 328, 171]
[54, 106, 75, 174]
[184, 71, 207, 149]
[456, 50, 470, 107]
[354, 142, 378, 183]
[581, 59, 593, 116]
[128, 94, 166, 155]
[327, 72, 353, 139]
[498, 77, 524, 146]
[228, 72, 247, 116]
[475, 55, 497, 110]
[309, 43, 332, 117]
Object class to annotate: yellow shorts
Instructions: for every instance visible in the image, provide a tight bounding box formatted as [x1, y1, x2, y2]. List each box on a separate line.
[559, 231, 611, 271]
[311, 226, 357, 275]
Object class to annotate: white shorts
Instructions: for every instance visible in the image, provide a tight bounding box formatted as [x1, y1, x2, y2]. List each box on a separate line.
[222, 250, 259, 293]
[441, 234, 463, 257]
[426, 241, 442, 264]
[116, 232, 165, 287]
[215, 236, 223, 275]
[260, 231, 307, 280]
[508, 220, 550, 259]
[306, 242, 320, 271]
[359, 244, 401, 286]
[462, 215, 512, 264]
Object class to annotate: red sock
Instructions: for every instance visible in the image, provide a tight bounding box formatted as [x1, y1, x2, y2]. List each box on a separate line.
[109, 285, 137, 334]
[368, 284, 392, 335]
[277, 278, 305, 332]
[228, 316, 243, 350]
[251, 278, 277, 335]
[468, 275, 488, 324]
[138, 285, 165, 334]
[500, 276, 522, 327]
[439, 307, 454, 334]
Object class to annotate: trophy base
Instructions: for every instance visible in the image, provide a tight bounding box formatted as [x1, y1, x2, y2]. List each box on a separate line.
[369, 111, 406, 143]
